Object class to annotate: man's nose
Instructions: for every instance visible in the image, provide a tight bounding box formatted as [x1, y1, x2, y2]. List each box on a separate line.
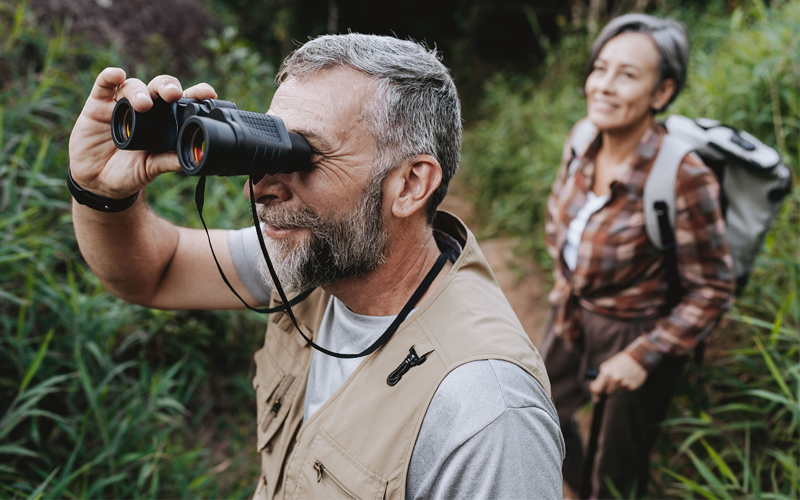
[244, 174, 292, 202]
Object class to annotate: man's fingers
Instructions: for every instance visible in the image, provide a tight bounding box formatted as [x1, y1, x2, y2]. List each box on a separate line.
[117, 78, 153, 112]
[148, 75, 184, 103]
[89, 67, 127, 102]
[146, 152, 182, 178]
[183, 83, 218, 100]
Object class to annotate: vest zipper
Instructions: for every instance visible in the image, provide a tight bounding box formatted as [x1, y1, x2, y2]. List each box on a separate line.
[261, 374, 296, 432]
[313, 460, 362, 500]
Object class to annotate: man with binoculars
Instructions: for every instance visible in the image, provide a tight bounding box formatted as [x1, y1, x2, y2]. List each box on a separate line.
[69, 34, 563, 499]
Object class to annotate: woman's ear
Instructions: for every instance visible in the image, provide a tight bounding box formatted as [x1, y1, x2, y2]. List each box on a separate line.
[652, 78, 677, 111]
[384, 155, 442, 220]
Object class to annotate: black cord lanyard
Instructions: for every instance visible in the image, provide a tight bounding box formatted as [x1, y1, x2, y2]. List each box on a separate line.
[193, 176, 449, 359]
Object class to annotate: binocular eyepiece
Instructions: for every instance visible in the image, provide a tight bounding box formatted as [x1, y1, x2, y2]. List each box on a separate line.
[110, 97, 311, 177]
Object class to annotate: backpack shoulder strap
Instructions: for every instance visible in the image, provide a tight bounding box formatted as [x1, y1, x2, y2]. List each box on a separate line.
[568, 119, 598, 176]
[643, 134, 696, 249]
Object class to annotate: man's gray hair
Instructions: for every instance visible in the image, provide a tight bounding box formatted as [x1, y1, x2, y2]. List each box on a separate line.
[277, 33, 462, 223]
[588, 14, 689, 113]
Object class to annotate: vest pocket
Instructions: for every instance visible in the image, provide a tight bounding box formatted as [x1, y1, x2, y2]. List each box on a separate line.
[255, 366, 297, 452]
[293, 430, 388, 500]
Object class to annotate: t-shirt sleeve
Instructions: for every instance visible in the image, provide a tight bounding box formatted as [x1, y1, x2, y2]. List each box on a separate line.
[406, 360, 565, 500]
[227, 226, 272, 305]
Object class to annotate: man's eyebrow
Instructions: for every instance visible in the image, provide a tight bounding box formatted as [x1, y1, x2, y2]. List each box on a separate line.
[291, 128, 333, 152]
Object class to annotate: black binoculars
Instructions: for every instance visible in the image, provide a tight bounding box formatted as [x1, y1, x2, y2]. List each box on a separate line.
[111, 97, 311, 177]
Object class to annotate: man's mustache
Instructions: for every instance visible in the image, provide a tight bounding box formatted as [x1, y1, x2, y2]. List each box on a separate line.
[257, 202, 322, 231]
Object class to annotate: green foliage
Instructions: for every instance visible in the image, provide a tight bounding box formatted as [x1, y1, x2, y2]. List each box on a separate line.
[460, 31, 589, 265]
[462, 0, 800, 497]
[0, 1, 274, 497]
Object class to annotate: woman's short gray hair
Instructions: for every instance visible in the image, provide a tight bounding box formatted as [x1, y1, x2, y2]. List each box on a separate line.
[277, 34, 462, 224]
[588, 13, 689, 113]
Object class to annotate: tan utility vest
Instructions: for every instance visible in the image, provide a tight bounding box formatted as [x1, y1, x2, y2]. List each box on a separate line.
[252, 212, 551, 500]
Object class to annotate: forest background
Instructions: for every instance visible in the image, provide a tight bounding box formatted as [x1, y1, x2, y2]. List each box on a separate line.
[0, 0, 797, 498]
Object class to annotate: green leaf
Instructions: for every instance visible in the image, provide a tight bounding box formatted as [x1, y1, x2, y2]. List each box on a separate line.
[685, 448, 732, 499]
[659, 466, 718, 500]
[0, 444, 40, 459]
[744, 389, 794, 407]
[25, 467, 59, 500]
[699, 438, 740, 488]
[753, 336, 795, 403]
[19, 328, 55, 393]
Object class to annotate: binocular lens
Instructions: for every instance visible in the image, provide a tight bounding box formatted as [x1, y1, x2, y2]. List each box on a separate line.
[123, 108, 132, 141]
[112, 100, 134, 145]
[191, 128, 205, 166]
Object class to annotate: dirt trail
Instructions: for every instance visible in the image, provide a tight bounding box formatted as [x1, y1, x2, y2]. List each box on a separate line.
[438, 194, 551, 347]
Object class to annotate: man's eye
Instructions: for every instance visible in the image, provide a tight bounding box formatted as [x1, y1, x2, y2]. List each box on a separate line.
[308, 149, 325, 168]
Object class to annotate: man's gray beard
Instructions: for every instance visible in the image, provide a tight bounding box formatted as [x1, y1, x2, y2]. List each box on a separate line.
[255, 174, 388, 295]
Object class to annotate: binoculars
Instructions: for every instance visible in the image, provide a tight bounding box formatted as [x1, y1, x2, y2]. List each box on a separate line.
[111, 97, 311, 176]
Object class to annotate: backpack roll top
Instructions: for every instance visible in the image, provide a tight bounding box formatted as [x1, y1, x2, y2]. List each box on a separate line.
[659, 115, 793, 291]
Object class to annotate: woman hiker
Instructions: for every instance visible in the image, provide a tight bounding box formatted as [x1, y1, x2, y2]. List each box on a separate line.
[540, 13, 734, 499]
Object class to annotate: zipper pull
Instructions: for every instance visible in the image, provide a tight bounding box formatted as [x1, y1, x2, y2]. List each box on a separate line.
[261, 375, 295, 432]
[314, 461, 324, 482]
[387, 346, 428, 386]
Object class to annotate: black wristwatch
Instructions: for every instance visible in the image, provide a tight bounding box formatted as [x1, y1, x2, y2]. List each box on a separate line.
[67, 168, 140, 213]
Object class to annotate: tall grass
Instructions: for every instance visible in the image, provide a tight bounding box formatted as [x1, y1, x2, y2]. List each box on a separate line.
[0, 2, 277, 497]
[461, 1, 799, 497]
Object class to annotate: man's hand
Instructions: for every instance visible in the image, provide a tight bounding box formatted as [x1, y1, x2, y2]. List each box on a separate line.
[589, 351, 647, 398]
[69, 69, 260, 311]
[68, 68, 217, 198]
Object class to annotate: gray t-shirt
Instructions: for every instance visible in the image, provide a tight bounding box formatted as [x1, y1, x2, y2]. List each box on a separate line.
[229, 227, 565, 499]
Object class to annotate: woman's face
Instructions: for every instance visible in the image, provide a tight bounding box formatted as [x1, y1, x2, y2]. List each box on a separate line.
[585, 32, 673, 132]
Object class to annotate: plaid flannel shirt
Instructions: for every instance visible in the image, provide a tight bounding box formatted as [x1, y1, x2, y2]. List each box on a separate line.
[545, 118, 734, 370]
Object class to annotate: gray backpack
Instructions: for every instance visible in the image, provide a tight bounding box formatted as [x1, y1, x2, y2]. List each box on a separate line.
[569, 116, 793, 293]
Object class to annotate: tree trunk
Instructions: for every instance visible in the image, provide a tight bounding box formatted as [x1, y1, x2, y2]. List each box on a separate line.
[571, 0, 587, 27]
[327, 0, 338, 34]
[588, 0, 606, 37]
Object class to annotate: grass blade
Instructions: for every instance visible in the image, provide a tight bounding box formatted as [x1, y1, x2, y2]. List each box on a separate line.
[753, 332, 794, 404]
[19, 328, 55, 393]
[25, 467, 59, 500]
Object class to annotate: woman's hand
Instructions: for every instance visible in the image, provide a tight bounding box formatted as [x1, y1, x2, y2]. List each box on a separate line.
[589, 351, 648, 398]
[68, 68, 217, 200]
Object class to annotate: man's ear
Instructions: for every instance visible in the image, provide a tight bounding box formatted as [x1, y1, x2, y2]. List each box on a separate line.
[384, 155, 442, 220]
[652, 78, 676, 111]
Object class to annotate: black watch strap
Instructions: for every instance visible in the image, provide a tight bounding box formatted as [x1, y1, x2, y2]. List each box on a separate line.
[67, 168, 140, 213]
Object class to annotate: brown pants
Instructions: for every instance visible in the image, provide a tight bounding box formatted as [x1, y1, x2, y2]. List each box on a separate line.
[540, 306, 686, 499]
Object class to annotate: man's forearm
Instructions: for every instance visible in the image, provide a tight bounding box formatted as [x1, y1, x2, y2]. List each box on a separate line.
[72, 191, 180, 306]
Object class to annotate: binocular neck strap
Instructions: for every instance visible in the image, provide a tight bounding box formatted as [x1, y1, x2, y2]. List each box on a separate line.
[194, 176, 314, 314]
[193, 176, 449, 360]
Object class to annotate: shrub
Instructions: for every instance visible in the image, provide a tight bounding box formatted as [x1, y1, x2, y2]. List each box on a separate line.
[0, 2, 275, 497]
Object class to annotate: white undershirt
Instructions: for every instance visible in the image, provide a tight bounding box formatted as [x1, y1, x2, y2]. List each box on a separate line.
[562, 191, 608, 271]
[303, 297, 397, 419]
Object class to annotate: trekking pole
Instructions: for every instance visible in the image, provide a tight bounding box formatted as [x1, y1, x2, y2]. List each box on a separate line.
[580, 368, 607, 500]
